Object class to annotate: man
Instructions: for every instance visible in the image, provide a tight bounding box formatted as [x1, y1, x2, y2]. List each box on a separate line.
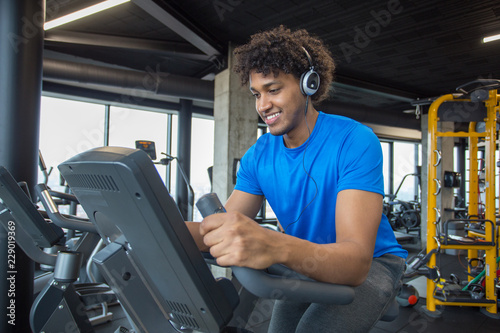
[188, 25, 407, 332]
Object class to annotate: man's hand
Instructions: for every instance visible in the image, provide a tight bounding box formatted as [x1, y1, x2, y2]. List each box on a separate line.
[199, 211, 280, 269]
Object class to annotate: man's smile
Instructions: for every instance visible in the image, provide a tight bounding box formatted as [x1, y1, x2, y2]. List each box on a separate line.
[264, 111, 282, 125]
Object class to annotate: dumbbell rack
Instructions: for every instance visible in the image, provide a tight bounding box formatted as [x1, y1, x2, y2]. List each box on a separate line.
[425, 87, 500, 318]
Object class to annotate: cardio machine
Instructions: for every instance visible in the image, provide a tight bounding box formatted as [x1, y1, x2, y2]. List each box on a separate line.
[0, 166, 114, 332]
[54, 146, 398, 332]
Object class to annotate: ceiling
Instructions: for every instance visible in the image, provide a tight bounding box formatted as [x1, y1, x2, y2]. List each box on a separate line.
[42, 0, 500, 133]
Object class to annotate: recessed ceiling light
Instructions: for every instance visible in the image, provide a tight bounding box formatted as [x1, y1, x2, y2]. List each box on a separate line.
[44, 0, 130, 31]
[482, 33, 500, 44]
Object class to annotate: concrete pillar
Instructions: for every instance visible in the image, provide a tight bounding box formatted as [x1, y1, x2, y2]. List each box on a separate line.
[213, 49, 258, 202]
[211, 49, 257, 279]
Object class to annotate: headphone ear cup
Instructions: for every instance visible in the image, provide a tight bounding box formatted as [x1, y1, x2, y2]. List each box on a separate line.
[300, 70, 320, 96]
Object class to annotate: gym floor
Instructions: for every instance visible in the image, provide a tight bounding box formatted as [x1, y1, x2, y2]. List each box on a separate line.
[93, 242, 500, 332]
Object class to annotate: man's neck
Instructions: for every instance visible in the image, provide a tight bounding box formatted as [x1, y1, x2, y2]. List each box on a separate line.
[283, 109, 319, 148]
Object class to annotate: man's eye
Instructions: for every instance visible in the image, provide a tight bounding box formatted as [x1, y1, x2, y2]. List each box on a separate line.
[269, 88, 280, 94]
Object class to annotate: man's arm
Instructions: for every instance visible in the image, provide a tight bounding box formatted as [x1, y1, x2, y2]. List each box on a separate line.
[224, 190, 265, 217]
[278, 189, 382, 285]
[200, 189, 382, 286]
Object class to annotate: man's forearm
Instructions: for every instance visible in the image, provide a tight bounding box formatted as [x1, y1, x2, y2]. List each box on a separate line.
[274, 232, 373, 286]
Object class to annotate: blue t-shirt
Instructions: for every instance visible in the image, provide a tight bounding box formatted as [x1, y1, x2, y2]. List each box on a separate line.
[235, 112, 407, 259]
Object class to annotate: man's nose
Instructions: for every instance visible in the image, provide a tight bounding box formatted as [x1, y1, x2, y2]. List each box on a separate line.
[257, 97, 271, 113]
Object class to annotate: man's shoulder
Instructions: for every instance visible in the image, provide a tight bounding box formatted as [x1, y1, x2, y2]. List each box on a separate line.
[318, 112, 372, 137]
[320, 112, 362, 128]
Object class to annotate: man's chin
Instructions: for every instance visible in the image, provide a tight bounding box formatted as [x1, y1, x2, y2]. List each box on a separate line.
[268, 127, 286, 137]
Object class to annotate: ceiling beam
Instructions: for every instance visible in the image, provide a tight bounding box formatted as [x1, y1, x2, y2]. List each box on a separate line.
[44, 30, 212, 61]
[321, 100, 421, 130]
[131, 0, 222, 58]
[43, 58, 214, 102]
[334, 74, 420, 102]
[42, 81, 213, 116]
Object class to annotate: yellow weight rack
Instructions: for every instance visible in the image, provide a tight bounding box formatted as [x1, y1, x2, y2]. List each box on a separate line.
[425, 86, 500, 317]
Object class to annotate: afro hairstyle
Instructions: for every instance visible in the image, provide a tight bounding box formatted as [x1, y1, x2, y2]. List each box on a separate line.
[233, 25, 335, 104]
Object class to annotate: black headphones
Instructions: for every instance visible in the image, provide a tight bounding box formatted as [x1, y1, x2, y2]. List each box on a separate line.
[300, 47, 320, 96]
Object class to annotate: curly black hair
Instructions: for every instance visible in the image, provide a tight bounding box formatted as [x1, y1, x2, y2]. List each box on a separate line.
[233, 25, 335, 104]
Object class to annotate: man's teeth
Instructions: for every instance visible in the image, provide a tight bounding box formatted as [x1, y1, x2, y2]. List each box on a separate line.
[266, 113, 280, 120]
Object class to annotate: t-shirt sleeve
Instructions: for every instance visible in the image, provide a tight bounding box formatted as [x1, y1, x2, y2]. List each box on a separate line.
[337, 124, 385, 196]
[234, 144, 264, 195]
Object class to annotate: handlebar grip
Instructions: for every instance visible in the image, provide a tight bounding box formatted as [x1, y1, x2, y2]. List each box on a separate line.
[35, 184, 97, 234]
[196, 193, 226, 216]
[48, 190, 79, 203]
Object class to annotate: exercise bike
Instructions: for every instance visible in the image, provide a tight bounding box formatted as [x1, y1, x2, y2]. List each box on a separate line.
[50, 146, 399, 332]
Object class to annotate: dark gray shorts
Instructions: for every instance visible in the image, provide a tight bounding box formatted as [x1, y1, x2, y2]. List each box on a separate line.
[268, 254, 406, 333]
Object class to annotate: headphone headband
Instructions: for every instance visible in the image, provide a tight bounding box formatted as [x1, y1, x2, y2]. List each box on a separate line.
[302, 47, 314, 70]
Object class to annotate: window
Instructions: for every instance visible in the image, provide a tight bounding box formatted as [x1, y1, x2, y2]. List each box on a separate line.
[257, 125, 276, 220]
[108, 106, 169, 184]
[39, 96, 182, 215]
[190, 117, 214, 221]
[380, 141, 391, 196]
[393, 142, 419, 202]
[380, 140, 421, 202]
[39, 96, 105, 191]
